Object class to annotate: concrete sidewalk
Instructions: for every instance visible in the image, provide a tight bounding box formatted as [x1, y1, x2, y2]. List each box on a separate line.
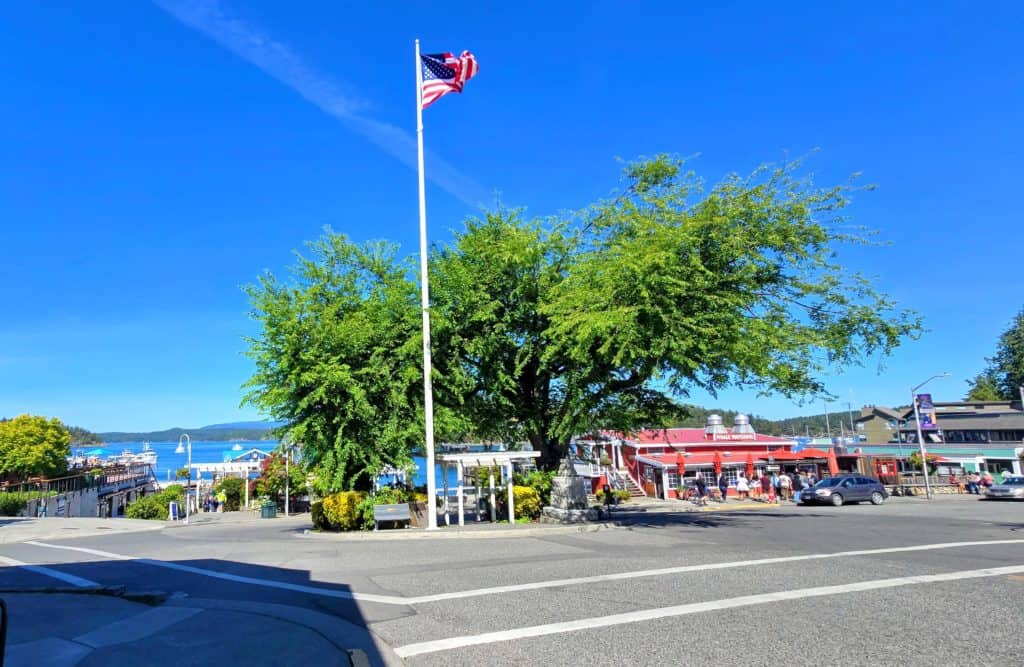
[0, 518, 164, 544]
[2, 592, 399, 667]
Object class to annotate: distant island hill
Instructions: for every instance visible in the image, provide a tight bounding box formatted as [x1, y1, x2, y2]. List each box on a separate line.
[92, 421, 286, 444]
[71, 406, 873, 445]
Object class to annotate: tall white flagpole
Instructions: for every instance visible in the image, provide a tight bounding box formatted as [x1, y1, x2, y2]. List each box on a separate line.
[415, 39, 439, 529]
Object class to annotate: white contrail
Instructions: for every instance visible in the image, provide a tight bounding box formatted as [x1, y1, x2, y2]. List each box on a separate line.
[153, 0, 488, 207]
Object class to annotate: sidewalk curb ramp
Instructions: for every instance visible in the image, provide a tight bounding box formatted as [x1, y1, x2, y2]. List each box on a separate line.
[168, 597, 404, 667]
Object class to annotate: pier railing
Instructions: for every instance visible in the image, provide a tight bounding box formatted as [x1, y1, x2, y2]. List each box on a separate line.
[0, 463, 155, 498]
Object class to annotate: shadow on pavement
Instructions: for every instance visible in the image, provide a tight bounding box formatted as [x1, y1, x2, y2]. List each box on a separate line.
[0, 555, 398, 667]
[606, 507, 832, 529]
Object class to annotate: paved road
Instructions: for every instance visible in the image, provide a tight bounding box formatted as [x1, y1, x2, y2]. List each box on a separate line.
[2, 497, 1022, 666]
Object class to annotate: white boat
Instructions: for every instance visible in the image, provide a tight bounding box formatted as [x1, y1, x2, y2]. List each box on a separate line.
[110, 443, 158, 466]
[231, 443, 243, 451]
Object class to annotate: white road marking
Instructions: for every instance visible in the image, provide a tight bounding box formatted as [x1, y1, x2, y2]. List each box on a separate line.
[394, 564, 1024, 657]
[23, 538, 1024, 607]
[24, 541, 405, 605]
[0, 554, 99, 588]
[402, 539, 1024, 604]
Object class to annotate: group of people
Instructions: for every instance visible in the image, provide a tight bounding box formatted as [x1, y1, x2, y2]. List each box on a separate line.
[949, 470, 1005, 494]
[688, 469, 818, 505]
[203, 490, 228, 512]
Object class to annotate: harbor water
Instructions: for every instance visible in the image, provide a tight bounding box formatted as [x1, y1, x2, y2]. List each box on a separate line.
[83, 441, 460, 488]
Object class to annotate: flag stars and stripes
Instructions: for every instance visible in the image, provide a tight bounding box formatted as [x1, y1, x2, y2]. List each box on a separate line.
[420, 50, 478, 109]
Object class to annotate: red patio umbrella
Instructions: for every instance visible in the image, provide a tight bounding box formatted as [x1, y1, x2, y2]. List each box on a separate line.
[676, 453, 685, 477]
[745, 452, 755, 478]
[712, 450, 723, 475]
[827, 448, 840, 476]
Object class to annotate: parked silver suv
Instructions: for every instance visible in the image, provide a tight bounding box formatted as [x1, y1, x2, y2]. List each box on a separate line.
[802, 474, 888, 507]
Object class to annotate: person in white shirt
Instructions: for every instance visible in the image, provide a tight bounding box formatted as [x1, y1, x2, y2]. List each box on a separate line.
[736, 473, 750, 499]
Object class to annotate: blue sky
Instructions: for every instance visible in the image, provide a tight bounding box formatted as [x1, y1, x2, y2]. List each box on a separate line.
[2, 1, 1022, 432]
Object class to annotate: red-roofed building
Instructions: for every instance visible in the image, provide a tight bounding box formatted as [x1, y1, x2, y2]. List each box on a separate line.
[578, 414, 831, 499]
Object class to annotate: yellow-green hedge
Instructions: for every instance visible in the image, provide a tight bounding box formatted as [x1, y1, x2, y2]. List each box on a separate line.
[496, 485, 542, 520]
[319, 491, 368, 531]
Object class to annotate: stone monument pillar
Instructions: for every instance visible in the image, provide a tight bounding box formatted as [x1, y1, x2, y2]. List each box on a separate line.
[542, 458, 599, 523]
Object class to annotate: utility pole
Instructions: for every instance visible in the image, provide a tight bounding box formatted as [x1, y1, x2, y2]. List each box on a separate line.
[847, 402, 856, 441]
[911, 372, 950, 500]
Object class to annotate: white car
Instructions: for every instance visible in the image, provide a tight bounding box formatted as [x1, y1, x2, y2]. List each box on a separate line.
[983, 476, 1024, 500]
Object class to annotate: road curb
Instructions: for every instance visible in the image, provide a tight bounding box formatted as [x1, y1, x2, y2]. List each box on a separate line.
[299, 521, 622, 541]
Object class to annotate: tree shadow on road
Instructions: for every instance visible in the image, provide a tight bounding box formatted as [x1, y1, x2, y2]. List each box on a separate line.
[604, 508, 834, 529]
[0, 555, 399, 667]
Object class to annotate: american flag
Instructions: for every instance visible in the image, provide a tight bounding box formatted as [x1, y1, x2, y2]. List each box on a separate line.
[420, 51, 478, 109]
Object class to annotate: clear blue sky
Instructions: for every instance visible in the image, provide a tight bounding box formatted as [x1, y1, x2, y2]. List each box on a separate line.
[2, 1, 1022, 432]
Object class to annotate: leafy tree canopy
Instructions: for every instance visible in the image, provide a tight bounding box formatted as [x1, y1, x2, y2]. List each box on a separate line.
[964, 307, 1024, 401]
[243, 235, 468, 492]
[244, 155, 922, 479]
[432, 156, 920, 466]
[964, 371, 1004, 402]
[0, 414, 72, 479]
[67, 425, 102, 445]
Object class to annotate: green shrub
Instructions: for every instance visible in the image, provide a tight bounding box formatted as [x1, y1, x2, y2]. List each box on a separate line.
[615, 489, 631, 503]
[125, 496, 167, 520]
[321, 491, 368, 531]
[496, 485, 542, 520]
[158, 484, 184, 502]
[215, 477, 244, 511]
[311, 500, 327, 530]
[513, 470, 555, 506]
[372, 486, 410, 504]
[125, 485, 184, 521]
[0, 492, 37, 516]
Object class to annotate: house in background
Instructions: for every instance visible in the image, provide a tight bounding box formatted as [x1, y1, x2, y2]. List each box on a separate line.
[855, 405, 904, 444]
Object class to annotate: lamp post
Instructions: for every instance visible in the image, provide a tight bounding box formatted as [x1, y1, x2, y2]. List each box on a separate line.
[911, 373, 950, 500]
[174, 434, 192, 524]
[283, 440, 298, 516]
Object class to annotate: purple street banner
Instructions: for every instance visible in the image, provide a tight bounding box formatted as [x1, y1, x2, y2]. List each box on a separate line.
[917, 393, 938, 430]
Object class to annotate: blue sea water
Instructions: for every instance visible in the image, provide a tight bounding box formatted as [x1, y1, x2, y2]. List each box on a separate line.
[84, 441, 458, 488]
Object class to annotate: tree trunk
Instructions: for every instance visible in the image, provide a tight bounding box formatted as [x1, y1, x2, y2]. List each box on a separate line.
[530, 433, 565, 472]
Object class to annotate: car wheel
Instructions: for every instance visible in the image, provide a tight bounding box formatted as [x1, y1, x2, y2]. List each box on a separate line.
[830, 493, 844, 507]
[870, 491, 885, 505]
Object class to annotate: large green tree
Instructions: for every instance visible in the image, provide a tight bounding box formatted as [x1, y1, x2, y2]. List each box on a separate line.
[432, 157, 920, 467]
[243, 234, 467, 492]
[245, 155, 922, 479]
[965, 307, 1024, 401]
[0, 414, 72, 479]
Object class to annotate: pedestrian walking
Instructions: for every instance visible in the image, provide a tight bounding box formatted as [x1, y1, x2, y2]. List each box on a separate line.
[779, 472, 792, 501]
[736, 473, 750, 500]
[717, 472, 729, 502]
[694, 474, 708, 506]
[967, 472, 981, 494]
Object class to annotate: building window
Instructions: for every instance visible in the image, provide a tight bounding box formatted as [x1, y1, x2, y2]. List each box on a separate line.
[667, 472, 680, 488]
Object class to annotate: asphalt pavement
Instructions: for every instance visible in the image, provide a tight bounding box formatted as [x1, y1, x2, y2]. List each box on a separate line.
[1, 496, 1022, 666]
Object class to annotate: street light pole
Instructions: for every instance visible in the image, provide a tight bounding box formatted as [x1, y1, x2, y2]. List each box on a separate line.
[175, 434, 192, 524]
[910, 373, 950, 500]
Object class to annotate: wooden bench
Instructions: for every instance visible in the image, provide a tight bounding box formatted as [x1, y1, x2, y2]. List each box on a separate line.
[373, 503, 411, 531]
